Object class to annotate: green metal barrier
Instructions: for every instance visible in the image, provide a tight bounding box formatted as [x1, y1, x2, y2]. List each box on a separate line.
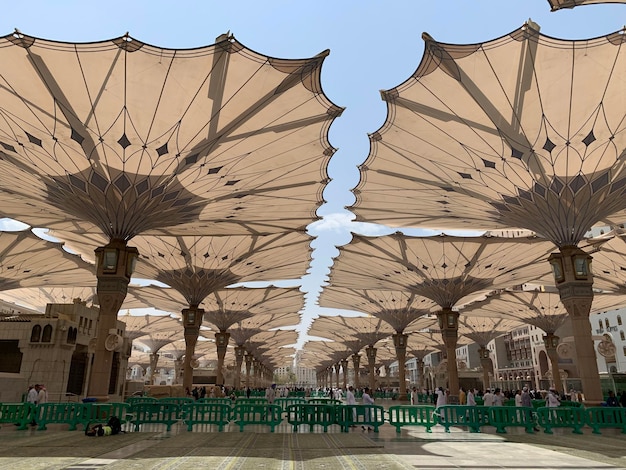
[198, 397, 232, 406]
[388, 405, 437, 433]
[128, 402, 180, 431]
[286, 403, 336, 432]
[126, 396, 158, 406]
[231, 403, 282, 432]
[235, 398, 269, 405]
[35, 402, 91, 431]
[183, 402, 231, 432]
[335, 404, 385, 432]
[535, 406, 585, 434]
[436, 405, 489, 433]
[86, 402, 131, 427]
[274, 397, 306, 414]
[585, 406, 626, 434]
[0, 402, 35, 430]
[488, 406, 536, 433]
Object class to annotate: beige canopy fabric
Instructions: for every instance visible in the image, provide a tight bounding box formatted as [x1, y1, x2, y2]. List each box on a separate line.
[0, 32, 342, 240]
[461, 290, 570, 334]
[119, 313, 182, 341]
[50, 231, 312, 307]
[548, 0, 626, 10]
[353, 24, 626, 247]
[307, 315, 393, 349]
[0, 286, 99, 312]
[325, 233, 554, 309]
[0, 229, 95, 291]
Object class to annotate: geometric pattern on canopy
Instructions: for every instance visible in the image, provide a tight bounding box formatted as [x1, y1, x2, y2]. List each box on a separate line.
[0, 286, 100, 312]
[306, 315, 393, 353]
[461, 289, 570, 334]
[118, 312, 182, 341]
[352, 24, 626, 246]
[0, 229, 95, 291]
[324, 233, 554, 309]
[52, 231, 312, 307]
[0, 33, 342, 239]
[317, 286, 438, 333]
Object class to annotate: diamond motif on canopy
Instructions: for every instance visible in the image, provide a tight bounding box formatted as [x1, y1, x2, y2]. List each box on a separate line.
[324, 232, 554, 398]
[0, 32, 342, 239]
[0, 286, 99, 312]
[325, 233, 553, 308]
[52, 231, 312, 307]
[353, 24, 626, 247]
[0, 229, 95, 291]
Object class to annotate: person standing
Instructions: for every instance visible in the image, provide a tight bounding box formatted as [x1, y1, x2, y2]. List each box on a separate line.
[606, 390, 619, 407]
[492, 388, 504, 406]
[37, 384, 48, 405]
[361, 387, 375, 431]
[435, 387, 446, 409]
[346, 385, 357, 427]
[467, 388, 476, 406]
[482, 389, 494, 406]
[27, 385, 38, 405]
[458, 387, 467, 405]
[546, 389, 561, 407]
[265, 383, 277, 404]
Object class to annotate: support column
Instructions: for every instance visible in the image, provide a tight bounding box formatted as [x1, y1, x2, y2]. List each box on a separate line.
[415, 355, 425, 392]
[334, 363, 340, 389]
[234, 346, 245, 389]
[543, 333, 562, 394]
[215, 331, 230, 386]
[245, 353, 253, 388]
[182, 306, 204, 393]
[173, 359, 182, 385]
[366, 346, 377, 391]
[89, 239, 138, 402]
[549, 246, 602, 405]
[478, 346, 492, 392]
[438, 308, 460, 404]
[352, 354, 361, 389]
[148, 353, 159, 385]
[392, 333, 408, 400]
[341, 358, 348, 390]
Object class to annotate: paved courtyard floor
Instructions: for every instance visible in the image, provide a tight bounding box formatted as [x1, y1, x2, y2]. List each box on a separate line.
[0, 418, 625, 469]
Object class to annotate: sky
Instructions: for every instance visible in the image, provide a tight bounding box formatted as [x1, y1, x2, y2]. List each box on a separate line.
[0, 0, 624, 349]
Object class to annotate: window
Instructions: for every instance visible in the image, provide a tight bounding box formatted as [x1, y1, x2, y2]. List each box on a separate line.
[0, 340, 22, 373]
[599, 320, 603, 329]
[605, 318, 610, 329]
[618, 316, 623, 326]
[30, 325, 41, 342]
[41, 324, 52, 343]
[621, 331, 625, 341]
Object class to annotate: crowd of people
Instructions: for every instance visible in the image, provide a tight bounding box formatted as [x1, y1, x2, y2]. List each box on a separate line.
[410, 385, 626, 408]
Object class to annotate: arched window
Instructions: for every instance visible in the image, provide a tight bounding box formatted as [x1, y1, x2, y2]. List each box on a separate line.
[599, 320, 603, 329]
[30, 325, 41, 342]
[605, 318, 610, 329]
[41, 324, 53, 343]
[618, 316, 623, 326]
[66, 327, 77, 344]
[621, 331, 625, 341]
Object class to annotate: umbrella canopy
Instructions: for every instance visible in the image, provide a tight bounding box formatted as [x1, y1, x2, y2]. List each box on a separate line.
[352, 23, 626, 247]
[119, 312, 182, 341]
[0, 286, 99, 312]
[318, 286, 438, 333]
[0, 229, 95, 291]
[325, 233, 554, 309]
[307, 315, 393, 351]
[50, 232, 312, 308]
[0, 32, 342, 239]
